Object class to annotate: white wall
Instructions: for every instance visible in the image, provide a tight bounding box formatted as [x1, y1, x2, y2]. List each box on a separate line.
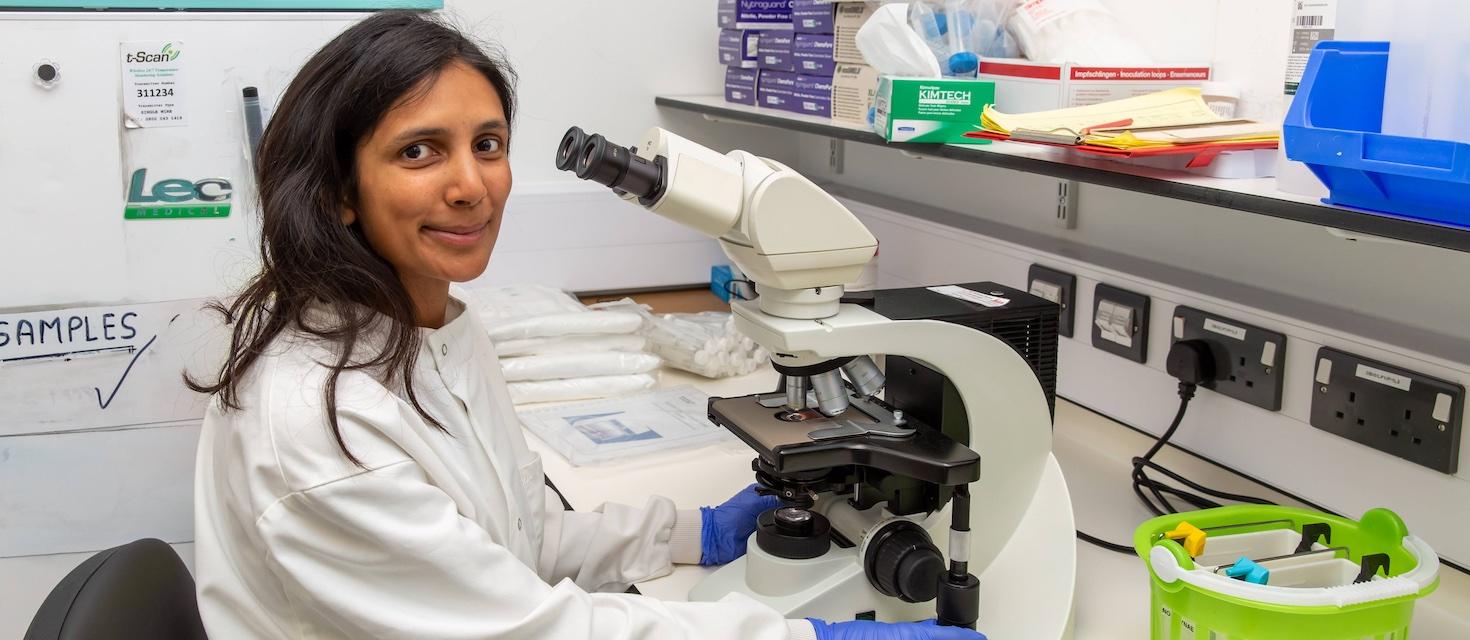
[0, 1, 787, 559]
[444, 0, 798, 291]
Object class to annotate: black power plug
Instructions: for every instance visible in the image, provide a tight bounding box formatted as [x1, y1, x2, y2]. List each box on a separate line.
[1166, 339, 1215, 393]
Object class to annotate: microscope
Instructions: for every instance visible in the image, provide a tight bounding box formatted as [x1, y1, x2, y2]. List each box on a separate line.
[556, 126, 1077, 638]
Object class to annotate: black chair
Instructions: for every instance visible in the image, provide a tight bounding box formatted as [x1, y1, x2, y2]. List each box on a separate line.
[25, 538, 208, 640]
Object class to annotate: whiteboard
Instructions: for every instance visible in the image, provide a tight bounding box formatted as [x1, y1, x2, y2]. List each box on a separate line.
[0, 12, 370, 308]
[0, 12, 371, 557]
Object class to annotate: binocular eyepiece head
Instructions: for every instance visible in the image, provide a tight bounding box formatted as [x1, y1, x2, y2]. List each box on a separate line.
[555, 126, 666, 204]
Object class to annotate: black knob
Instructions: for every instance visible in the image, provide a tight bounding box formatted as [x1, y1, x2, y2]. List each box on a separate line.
[865, 520, 943, 603]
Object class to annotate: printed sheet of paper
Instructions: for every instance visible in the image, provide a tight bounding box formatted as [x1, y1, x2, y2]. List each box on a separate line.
[982, 87, 1224, 135]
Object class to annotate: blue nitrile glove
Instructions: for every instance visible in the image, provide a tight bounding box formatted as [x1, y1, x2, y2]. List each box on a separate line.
[807, 618, 987, 640]
[699, 483, 780, 565]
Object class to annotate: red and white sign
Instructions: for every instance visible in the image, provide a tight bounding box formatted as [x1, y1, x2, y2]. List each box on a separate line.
[977, 59, 1213, 113]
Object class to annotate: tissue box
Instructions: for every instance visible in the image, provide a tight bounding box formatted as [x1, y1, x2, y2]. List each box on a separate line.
[832, 63, 879, 125]
[719, 29, 761, 68]
[833, 1, 875, 64]
[791, 0, 836, 33]
[794, 74, 834, 118]
[758, 70, 799, 111]
[726, 67, 758, 105]
[718, 0, 793, 30]
[792, 34, 835, 76]
[873, 76, 994, 143]
[977, 60, 1212, 112]
[757, 31, 796, 72]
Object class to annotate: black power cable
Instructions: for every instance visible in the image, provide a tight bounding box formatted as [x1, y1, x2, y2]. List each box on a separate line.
[1076, 341, 1274, 555]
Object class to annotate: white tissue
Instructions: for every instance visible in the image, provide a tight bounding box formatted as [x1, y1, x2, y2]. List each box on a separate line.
[856, 3, 942, 78]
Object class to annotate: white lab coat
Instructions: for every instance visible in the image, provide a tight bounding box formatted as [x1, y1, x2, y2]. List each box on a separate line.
[193, 298, 815, 639]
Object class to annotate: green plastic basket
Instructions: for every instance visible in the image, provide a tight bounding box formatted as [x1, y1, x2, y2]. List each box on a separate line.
[1134, 506, 1439, 640]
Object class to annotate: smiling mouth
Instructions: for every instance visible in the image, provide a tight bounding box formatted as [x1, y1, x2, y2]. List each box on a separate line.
[422, 220, 491, 245]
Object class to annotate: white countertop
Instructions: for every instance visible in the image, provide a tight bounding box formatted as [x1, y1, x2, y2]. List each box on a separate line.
[3, 366, 1466, 639]
[525, 367, 1470, 639]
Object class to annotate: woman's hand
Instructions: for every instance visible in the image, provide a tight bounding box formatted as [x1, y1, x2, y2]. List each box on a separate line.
[699, 484, 781, 565]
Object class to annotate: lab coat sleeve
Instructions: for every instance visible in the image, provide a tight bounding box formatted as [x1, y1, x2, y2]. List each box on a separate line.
[537, 485, 706, 590]
[258, 460, 804, 639]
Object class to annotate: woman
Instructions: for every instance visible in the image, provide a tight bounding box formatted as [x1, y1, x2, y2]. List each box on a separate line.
[190, 11, 983, 640]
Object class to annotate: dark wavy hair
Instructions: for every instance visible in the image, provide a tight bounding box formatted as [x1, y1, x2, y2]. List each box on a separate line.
[187, 11, 517, 466]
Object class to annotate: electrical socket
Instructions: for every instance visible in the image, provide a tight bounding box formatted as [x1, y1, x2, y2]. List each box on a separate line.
[1028, 264, 1076, 338]
[1172, 306, 1287, 411]
[1091, 284, 1149, 363]
[1310, 347, 1465, 474]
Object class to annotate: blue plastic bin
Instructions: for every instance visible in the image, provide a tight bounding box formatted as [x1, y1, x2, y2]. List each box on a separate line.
[1283, 41, 1470, 229]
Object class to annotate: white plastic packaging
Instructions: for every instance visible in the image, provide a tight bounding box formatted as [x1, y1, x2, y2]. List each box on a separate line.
[466, 283, 645, 341]
[597, 300, 769, 379]
[856, 2, 943, 77]
[498, 352, 662, 382]
[1006, 0, 1152, 65]
[494, 334, 648, 358]
[507, 374, 658, 405]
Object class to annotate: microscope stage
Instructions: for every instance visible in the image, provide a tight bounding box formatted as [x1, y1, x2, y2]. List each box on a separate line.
[708, 394, 981, 486]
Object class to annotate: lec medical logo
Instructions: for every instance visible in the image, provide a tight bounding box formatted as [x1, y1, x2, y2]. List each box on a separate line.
[124, 169, 232, 220]
[127, 42, 180, 64]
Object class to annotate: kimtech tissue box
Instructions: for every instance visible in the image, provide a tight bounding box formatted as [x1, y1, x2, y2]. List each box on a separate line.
[719, 29, 761, 68]
[792, 33, 835, 76]
[758, 69, 799, 111]
[726, 67, 758, 105]
[757, 31, 796, 72]
[873, 76, 994, 143]
[793, 74, 834, 118]
[718, 0, 793, 30]
[791, 0, 837, 33]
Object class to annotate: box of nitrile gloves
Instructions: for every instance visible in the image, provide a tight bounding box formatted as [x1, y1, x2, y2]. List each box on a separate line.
[757, 31, 795, 72]
[832, 62, 879, 125]
[792, 33, 835, 76]
[757, 70, 799, 111]
[793, 74, 833, 118]
[718, 29, 761, 68]
[873, 76, 994, 143]
[718, 0, 793, 30]
[725, 67, 758, 105]
[790, 0, 836, 33]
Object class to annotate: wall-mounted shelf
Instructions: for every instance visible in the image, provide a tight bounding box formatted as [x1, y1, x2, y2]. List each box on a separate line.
[656, 95, 1470, 254]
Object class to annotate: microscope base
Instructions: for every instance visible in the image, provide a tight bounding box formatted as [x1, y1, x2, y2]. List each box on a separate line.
[689, 454, 1077, 640]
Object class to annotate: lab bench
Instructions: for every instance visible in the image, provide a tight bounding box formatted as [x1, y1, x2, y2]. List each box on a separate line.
[1, 363, 1466, 638]
[654, 95, 1470, 255]
[525, 366, 1470, 639]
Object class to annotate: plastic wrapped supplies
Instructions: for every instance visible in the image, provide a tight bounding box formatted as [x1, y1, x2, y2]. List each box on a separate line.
[595, 300, 770, 379]
[1006, 0, 1151, 65]
[463, 284, 661, 405]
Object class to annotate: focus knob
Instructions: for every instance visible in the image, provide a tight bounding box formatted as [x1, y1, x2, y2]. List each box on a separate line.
[864, 520, 943, 603]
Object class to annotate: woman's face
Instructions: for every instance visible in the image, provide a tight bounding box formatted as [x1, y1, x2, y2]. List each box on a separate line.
[346, 61, 512, 297]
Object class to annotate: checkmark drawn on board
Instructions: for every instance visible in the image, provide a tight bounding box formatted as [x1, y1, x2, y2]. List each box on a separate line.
[94, 313, 181, 410]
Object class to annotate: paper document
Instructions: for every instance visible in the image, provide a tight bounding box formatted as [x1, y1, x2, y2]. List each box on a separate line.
[981, 87, 1225, 137]
[518, 386, 736, 465]
[1086, 120, 1281, 149]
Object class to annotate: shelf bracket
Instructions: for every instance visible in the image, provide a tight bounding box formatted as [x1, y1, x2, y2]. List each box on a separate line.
[829, 139, 845, 174]
[1056, 180, 1079, 230]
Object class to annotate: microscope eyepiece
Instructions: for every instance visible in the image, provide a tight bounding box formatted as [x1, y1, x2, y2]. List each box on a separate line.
[555, 126, 587, 172]
[555, 126, 667, 204]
